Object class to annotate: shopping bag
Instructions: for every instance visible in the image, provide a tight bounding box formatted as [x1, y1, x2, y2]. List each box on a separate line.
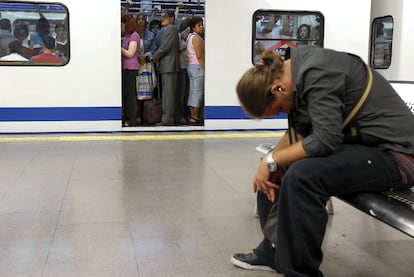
[136, 63, 153, 100]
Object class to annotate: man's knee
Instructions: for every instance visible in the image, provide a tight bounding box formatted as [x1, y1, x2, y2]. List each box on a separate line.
[283, 160, 318, 186]
[281, 159, 329, 198]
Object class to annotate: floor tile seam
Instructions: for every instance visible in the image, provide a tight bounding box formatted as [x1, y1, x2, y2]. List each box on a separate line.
[41, 159, 76, 277]
[126, 218, 145, 277]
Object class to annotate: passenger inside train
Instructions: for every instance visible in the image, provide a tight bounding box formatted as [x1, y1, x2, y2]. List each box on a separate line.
[0, 2, 68, 65]
[253, 11, 323, 62]
[121, 1, 205, 127]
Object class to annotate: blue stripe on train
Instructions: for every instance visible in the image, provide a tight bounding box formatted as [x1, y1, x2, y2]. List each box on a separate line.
[0, 107, 122, 121]
[205, 106, 288, 119]
[0, 106, 287, 121]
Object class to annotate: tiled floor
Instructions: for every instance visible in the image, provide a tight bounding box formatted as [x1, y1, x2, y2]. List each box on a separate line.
[0, 132, 413, 277]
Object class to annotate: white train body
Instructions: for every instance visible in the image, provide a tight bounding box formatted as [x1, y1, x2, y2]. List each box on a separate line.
[0, 0, 411, 133]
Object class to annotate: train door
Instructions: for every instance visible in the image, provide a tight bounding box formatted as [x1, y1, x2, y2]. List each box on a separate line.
[120, 0, 206, 129]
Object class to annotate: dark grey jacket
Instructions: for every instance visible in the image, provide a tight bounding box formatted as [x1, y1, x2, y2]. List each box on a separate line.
[288, 46, 414, 156]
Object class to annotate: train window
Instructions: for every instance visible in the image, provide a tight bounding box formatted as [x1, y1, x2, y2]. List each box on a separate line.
[0, 2, 69, 66]
[370, 16, 393, 69]
[252, 10, 324, 64]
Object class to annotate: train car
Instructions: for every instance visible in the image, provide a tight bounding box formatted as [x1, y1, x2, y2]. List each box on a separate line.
[370, 0, 414, 111]
[0, 0, 410, 134]
[205, 0, 370, 131]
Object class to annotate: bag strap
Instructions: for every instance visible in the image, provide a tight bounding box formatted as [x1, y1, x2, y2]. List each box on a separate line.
[342, 64, 374, 129]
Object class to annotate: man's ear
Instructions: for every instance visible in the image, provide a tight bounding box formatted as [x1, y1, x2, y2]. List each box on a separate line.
[270, 82, 285, 95]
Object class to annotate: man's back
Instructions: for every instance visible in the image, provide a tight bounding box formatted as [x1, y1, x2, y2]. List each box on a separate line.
[153, 24, 180, 74]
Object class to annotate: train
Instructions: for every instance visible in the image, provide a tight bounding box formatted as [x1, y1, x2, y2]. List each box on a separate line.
[0, 0, 412, 134]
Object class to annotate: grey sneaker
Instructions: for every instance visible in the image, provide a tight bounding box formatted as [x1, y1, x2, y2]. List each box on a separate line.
[230, 252, 275, 272]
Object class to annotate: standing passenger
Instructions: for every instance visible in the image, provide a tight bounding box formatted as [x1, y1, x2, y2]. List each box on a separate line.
[296, 24, 311, 45]
[30, 36, 64, 63]
[186, 17, 205, 124]
[13, 23, 33, 59]
[0, 40, 29, 61]
[149, 19, 162, 54]
[121, 14, 140, 127]
[177, 18, 191, 124]
[0, 19, 14, 57]
[54, 24, 68, 61]
[136, 13, 155, 57]
[152, 10, 180, 126]
[30, 17, 51, 55]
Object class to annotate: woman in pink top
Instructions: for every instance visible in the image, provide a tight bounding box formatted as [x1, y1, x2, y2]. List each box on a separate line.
[121, 14, 140, 127]
[186, 17, 205, 124]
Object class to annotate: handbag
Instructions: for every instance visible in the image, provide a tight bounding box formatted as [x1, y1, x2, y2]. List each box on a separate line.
[262, 64, 374, 245]
[136, 63, 153, 100]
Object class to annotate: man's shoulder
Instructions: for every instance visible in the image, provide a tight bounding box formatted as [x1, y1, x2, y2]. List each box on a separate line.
[165, 24, 178, 33]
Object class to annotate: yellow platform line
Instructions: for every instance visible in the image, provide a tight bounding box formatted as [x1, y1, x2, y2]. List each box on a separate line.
[0, 131, 285, 143]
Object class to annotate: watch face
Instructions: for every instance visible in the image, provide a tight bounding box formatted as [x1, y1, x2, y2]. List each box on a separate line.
[267, 162, 277, 172]
[266, 153, 277, 172]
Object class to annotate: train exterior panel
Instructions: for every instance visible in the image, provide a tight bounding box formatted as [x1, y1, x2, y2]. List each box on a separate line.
[205, 0, 371, 130]
[0, 1, 122, 133]
[0, 0, 411, 133]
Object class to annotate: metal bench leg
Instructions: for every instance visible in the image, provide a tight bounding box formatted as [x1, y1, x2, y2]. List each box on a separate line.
[254, 197, 259, 217]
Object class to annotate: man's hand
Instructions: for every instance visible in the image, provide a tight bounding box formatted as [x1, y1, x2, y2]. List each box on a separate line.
[253, 159, 282, 202]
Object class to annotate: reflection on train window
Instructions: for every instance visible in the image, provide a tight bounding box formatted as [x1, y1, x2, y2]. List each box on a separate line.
[0, 2, 69, 66]
[370, 16, 393, 69]
[252, 10, 324, 64]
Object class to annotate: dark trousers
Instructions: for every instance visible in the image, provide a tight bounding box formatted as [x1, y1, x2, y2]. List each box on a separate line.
[256, 145, 401, 276]
[160, 72, 177, 124]
[254, 191, 279, 271]
[122, 69, 138, 124]
[176, 68, 189, 122]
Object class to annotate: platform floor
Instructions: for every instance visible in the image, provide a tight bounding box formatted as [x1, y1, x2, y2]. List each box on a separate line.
[0, 131, 413, 277]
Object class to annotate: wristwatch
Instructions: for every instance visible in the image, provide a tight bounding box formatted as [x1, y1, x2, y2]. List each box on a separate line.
[265, 152, 277, 172]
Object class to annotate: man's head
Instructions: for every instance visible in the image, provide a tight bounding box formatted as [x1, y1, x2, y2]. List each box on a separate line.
[42, 36, 56, 50]
[0, 18, 11, 32]
[8, 40, 21, 54]
[160, 10, 175, 26]
[236, 51, 294, 118]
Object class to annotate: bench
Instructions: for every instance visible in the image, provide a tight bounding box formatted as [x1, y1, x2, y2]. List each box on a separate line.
[256, 143, 414, 238]
[340, 100, 414, 237]
[338, 189, 414, 237]
[255, 101, 414, 238]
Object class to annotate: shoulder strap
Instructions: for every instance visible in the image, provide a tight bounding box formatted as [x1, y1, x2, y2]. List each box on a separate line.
[342, 64, 374, 129]
[288, 64, 374, 144]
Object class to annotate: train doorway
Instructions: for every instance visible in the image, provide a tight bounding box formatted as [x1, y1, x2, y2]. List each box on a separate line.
[120, 0, 205, 129]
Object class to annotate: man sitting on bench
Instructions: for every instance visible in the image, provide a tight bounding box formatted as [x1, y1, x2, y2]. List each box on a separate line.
[230, 46, 414, 276]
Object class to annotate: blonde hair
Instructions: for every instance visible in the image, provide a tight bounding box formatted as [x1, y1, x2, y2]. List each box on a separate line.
[236, 51, 284, 118]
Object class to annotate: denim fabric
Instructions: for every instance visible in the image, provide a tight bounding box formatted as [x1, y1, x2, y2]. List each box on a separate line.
[187, 64, 204, 108]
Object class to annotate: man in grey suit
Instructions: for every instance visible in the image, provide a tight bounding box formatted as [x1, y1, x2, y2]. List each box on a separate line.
[152, 10, 180, 125]
[0, 19, 15, 58]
